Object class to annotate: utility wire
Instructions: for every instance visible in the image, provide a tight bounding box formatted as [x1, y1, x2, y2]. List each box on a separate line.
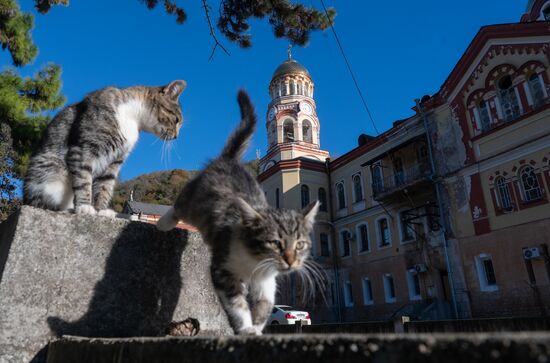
[318, 0, 436, 246]
[318, 0, 380, 135]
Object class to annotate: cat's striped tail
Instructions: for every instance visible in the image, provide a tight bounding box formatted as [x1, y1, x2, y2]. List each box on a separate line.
[220, 90, 257, 160]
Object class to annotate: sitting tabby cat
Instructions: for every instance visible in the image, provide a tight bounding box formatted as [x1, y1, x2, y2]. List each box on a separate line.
[157, 90, 320, 335]
[24, 80, 186, 217]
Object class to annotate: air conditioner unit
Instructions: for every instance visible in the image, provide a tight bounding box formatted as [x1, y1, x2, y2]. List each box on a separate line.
[523, 247, 542, 260]
[413, 263, 428, 273]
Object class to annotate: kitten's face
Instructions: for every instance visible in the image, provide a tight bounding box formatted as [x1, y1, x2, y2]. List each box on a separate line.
[150, 80, 186, 140]
[239, 200, 320, 273]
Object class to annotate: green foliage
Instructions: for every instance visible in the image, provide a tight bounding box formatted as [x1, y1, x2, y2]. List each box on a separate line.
[0, 123, 20, 220]
[0, 0, 65, 220]
[218, 0, 336, 48]
[0, 0, 38, 66]
[111, 160, 259, 212]
[0, 64, 65, 177]
[111, 169, 198, 212]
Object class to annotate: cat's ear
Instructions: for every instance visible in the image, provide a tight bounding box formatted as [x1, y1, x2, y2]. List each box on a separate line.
[163, 80, 187, 100]
[302, 200, 320, 227]
[235, 197, 263, 225]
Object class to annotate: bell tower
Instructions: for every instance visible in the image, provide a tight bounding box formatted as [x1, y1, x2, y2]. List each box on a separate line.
[260, 51, 329, 173]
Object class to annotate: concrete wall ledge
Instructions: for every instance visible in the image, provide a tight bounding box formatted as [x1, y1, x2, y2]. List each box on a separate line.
[0, 206, 231, 363]
[47, 333, 550, 363]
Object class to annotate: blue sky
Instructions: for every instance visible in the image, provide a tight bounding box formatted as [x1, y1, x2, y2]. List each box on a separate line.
[5, 0, 525, 180]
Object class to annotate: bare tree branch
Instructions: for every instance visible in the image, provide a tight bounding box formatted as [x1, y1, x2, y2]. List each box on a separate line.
[201, 0, 230, 61]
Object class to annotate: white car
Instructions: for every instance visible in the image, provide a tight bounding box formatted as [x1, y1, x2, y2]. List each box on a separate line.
[268, 305, 311, 325]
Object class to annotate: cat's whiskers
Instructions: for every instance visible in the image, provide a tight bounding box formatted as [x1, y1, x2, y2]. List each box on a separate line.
[302, 259, 330, 307]
[251, 258, 276, 277]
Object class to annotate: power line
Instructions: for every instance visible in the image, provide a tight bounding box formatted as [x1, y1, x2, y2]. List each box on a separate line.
[318, 0, 380, 135]
[318, 0, 434, 246]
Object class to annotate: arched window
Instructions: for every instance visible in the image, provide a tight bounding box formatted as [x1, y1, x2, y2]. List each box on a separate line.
[336, 182, 346, 210]
[495, 177, 512, 210]
[275, 188, 280, 209]
[297, 82, 303, 95]
[302, 120, 313, 143]
[283, 119, 295, 142]
[301, 185, 310, 208]
[498, 75, 520, 121]
[372, 163, 384, 194]
[528, 73, 546, 108]
[519, 166, 542, 202]
[478, 99, 492, 132]
[377, 217, 391, 247]
[318, 187, 327, 212]
[352, 173, 363, 203]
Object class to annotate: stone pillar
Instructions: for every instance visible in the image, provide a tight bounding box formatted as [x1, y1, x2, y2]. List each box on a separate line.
[0, 206, 231, 363]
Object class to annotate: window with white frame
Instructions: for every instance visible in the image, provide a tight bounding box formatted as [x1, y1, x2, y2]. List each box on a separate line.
[362, 278, 374, 305]
[399, 211, 415, 243]
[497, 75, 521, 121]
[336, 182, 346, 210]
[371, 163, 384, 194]
[528, 73, 546, 108]
[343, 280, 354, 307]
[383, 273, 396, 303]
[519, 166, 542, 202]
[301, 184, 310, 208]
[406, 269, 422, 301]
[475, 254, 498, 292]
[320, 233, 330, 257]
[340, 230, 351, 257]
[377, 217, 391, 247]
[495, 177, 512, 210]
[478, 99, 492, 132]
[352, 173, 363, 203]
[357, 223, 369, 253]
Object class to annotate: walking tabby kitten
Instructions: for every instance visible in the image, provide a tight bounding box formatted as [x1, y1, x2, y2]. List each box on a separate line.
[157, 90, 320, 335]
[24, 80, 186, 216]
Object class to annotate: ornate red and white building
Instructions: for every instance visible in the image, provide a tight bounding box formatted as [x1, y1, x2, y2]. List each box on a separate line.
[259, 0, 550, 322]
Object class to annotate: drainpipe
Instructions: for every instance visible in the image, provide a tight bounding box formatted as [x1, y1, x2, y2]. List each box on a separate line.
[325, 158, 343, 323]
[415, 99, 459, 319]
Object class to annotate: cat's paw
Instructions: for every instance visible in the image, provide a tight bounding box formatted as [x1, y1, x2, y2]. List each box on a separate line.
[238, 327, 261, 336]
[98, 208, 117, 218]
[75, 204, 97, 215]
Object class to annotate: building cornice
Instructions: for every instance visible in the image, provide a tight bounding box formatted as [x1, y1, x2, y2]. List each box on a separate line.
[257, 158, 327, 182]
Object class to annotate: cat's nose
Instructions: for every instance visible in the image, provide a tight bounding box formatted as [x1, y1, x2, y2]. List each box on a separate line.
[284, 251, 296, 267]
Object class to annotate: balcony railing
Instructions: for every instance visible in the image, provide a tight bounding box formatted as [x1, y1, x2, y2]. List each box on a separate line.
[372, 162, 432, 198]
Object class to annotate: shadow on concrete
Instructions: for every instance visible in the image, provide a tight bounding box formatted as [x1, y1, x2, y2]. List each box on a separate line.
[47, 222, 188, 338]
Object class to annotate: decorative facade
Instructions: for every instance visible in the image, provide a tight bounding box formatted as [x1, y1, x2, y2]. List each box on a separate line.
[258, 0, 550, 322]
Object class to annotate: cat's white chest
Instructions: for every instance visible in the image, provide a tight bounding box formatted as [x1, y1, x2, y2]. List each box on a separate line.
[115, 100, 144, 151]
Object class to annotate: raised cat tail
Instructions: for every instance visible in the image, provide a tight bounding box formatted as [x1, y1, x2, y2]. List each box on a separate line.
[219, 90, 257, 160]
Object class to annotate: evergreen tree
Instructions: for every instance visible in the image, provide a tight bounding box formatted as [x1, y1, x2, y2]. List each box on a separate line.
[0, 0, 65, 220]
